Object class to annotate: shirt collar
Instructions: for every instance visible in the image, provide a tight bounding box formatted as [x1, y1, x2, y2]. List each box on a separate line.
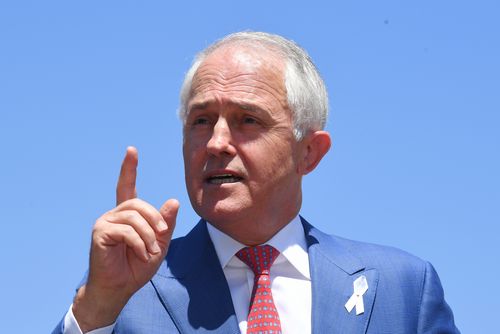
[206, 215, 311, 280]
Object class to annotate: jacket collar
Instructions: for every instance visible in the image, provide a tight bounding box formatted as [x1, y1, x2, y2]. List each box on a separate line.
[152, 220, 240, 334]
[301, 217, 378, 334]
[151, 218, 378, 334]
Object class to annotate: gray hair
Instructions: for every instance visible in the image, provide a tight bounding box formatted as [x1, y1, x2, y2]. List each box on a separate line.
[179, 31, 328, 140]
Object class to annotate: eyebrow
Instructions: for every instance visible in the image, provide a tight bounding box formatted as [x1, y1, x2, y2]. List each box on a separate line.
[188, 102, 208, 111]
[188, 100, 264, 114]
[237, 103, 261, 113]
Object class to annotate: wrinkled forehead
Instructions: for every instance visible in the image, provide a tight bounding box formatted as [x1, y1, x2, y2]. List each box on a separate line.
[189, 46, 287, 99]
[205, 43, 285, 69]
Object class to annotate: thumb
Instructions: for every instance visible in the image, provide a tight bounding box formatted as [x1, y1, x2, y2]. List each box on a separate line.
[157, 199, 179, 250]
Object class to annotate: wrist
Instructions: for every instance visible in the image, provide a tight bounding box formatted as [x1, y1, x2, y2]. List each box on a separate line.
[72, 284, 129, 333]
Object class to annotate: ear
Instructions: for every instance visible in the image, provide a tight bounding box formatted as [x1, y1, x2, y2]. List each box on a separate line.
[297, 131, 331, 175]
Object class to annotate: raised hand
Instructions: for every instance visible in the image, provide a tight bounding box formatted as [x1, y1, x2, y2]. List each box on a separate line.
[72, 147, 179, 332]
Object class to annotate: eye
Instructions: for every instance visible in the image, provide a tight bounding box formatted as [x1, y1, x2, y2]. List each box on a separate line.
[192, 117, 210, 126]
[242, 116, 258, 124]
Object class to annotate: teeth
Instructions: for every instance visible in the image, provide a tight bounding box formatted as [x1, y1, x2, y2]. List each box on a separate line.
[207, 174, 242, 184]
[209, 177, 239, 184]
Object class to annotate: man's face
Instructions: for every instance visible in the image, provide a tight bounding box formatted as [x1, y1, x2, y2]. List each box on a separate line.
[183, 46, 305, 241]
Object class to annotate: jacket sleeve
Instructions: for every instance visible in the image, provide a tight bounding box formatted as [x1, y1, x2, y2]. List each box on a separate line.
[417, 262, 460, 333]
[52, 316, 65, 334]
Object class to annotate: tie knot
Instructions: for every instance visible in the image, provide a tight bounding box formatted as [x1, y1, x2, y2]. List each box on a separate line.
[236, 245, 280, 275]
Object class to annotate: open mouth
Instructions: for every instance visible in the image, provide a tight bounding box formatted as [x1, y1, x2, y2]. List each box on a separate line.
[206, 174, 243, 185]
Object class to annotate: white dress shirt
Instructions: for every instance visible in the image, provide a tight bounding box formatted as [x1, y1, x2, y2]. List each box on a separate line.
[63, 215, 311, 334]
[207, 215, 312, 334]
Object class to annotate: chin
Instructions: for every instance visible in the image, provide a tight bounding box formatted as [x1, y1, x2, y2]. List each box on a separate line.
[194, 199, 251, 225]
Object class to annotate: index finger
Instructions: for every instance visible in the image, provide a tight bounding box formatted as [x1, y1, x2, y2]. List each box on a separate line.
[116, 146, 138, 206]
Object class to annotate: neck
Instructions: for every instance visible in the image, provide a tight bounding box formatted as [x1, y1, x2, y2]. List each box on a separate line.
[210, 210, 299, 246]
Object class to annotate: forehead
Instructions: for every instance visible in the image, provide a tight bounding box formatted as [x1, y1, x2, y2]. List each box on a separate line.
[188, 46, 288, 110]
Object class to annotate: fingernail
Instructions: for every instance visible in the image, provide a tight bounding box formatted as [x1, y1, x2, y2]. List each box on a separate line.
[157, 219, 168, 233]
[151, 241, 161, 254]
[144, 251, 151, 261]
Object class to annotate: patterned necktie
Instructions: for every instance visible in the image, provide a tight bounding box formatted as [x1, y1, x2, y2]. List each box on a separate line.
[236, 245, 282, 334]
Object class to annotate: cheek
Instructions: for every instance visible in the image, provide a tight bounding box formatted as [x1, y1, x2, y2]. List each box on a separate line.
[184, 129, 211, 151]
[182, 145, 191, 173]
[243, 137, 297, 179]
[183, 143, 202, 177]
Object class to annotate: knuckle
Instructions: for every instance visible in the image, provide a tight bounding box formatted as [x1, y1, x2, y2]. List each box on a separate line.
[122, 225, 137, 238]
[92, 218, 107, 233]
[124, 210, 140, 222]
[129, 235, 144, 249]
[129, 198, 145, 207]
[144, 230, 156, 243]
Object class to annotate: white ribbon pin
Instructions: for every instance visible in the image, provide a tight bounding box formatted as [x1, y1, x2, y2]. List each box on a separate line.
[344, 275, 368, 315]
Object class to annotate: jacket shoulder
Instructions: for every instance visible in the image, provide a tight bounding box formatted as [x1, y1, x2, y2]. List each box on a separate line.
[331, 233, 428, 272]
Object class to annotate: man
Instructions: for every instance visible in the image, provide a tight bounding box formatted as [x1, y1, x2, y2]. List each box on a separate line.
[54, 31, 459, 333]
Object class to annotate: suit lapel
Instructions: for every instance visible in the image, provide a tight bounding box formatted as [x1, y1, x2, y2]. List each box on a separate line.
[302, 218, 379, 334]
[150, 218, 378, 333]
[151, 221, 240, 334]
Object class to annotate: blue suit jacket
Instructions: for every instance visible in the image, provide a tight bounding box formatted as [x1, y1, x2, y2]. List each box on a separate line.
[54, 217, 459, 333]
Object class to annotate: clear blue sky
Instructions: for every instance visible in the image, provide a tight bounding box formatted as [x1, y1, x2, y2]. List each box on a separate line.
[1, 1, 498, 332]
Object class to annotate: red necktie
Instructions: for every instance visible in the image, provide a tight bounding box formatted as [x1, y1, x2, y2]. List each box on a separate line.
[236, 245, 282, 334]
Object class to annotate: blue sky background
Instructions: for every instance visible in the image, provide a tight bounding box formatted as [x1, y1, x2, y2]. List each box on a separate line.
[1, 1, 498, 332]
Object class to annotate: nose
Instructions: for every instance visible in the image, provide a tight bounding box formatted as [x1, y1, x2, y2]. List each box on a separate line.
[206, 117, 237, 157]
